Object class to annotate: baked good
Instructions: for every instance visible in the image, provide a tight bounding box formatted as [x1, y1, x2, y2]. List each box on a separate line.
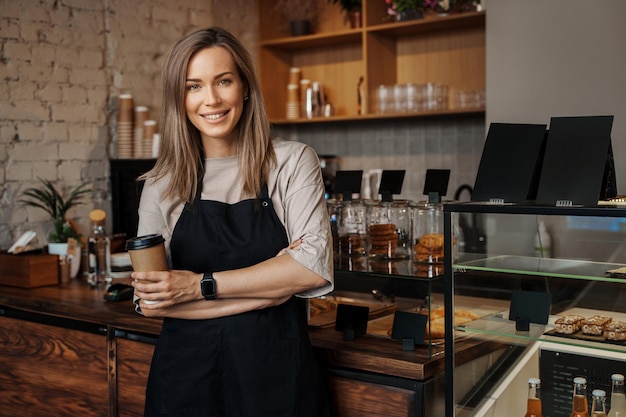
[413, 243, 444, 262]
[426, 306, 480, 339]
[554, 315, 585, 334]
[582, 315, 612, 336]
[338, 233, 365, 255]
[308, 298, 338, 317]
[368, 223, 396, 234]
[413, 233, 445, 263]
[604, 321, 626, 341]
[418, 233, 444, 249]
[368, 223, 398, 256]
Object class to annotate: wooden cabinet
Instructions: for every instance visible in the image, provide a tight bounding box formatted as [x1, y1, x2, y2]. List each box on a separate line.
[114, 332, 156, 417]
[0, 279, 448, 417]
[257, 0, 485, 123]
[0, 312, 108, 417]
[0, 310, 156, 417]
[328, 375, 416, 417]
[326, 366, 445, 417]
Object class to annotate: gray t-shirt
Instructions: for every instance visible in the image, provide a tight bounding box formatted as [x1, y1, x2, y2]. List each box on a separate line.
[137, 138, 334, 298]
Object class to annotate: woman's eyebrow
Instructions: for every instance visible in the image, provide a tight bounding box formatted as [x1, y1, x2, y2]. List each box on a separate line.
[186, 71, 235, 83]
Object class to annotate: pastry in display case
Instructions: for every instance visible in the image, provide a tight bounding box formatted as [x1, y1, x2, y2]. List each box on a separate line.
[365, 200, 412, 260]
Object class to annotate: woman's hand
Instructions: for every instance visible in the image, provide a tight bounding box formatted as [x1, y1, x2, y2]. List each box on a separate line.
[131, 269, 202, 308]
[276, 239, 302, 257]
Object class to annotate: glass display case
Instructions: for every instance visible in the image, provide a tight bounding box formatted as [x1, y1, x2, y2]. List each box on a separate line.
[443, 203, 626, 417]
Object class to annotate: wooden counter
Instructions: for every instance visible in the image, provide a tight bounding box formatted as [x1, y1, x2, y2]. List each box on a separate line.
[0, 280, 449, 377]
[0, 279, 484, 417]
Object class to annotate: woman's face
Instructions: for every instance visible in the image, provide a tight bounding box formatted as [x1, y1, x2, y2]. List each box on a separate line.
[185, 46, 246, 152]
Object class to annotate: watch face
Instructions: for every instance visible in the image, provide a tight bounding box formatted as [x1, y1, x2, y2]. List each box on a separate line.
[202, 276, 216, 300]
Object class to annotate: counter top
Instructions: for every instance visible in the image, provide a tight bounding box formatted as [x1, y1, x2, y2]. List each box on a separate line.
[0, 280, 162, 335]
[0, 279, 482, 381]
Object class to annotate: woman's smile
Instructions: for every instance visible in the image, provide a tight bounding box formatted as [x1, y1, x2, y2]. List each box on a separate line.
[201, 110, 229, 121]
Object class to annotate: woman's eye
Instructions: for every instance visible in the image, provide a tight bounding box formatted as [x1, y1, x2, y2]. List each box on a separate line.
[217, 79, 232, 87]
[186, 84, 200, 91]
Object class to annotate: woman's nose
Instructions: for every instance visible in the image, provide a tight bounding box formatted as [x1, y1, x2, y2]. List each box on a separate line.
[203, 87, 221, 106]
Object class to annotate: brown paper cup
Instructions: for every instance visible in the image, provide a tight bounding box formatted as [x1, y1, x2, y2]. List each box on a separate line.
[143, 120, 157, 140]
[126, 234, 168, 272]
[118, 94, 134, 123]
[289, 67, 301, 85]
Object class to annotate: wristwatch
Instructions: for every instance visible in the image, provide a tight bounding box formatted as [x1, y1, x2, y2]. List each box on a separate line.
[200, 272, 217, 300]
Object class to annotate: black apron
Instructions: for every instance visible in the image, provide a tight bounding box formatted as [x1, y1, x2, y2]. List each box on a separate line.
[144, 185, 330, 417]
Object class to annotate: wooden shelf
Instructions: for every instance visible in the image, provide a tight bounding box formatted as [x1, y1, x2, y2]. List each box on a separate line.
[260, 29, 362, 50]
[270, 107, 485, 125]
[260, 11, 485, 47]
[366, 11, 485, 37]
[258, 1, 485, 122]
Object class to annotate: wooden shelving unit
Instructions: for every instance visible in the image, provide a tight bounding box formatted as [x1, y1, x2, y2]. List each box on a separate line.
[257, 0, 485, 123]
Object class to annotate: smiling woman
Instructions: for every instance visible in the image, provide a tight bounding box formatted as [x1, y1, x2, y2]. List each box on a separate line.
[133, 27, 334, 417]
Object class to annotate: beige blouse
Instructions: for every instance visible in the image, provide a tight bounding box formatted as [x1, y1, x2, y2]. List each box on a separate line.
[137, 139, 334, 298]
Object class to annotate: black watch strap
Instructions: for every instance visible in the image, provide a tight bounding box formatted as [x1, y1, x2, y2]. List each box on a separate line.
[200, 272, 217, 300]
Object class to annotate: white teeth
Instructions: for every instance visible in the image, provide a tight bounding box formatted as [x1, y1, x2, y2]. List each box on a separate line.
[203, 112, 226, 120]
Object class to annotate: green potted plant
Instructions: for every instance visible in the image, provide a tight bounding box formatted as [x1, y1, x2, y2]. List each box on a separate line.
[328, 0, 363, 28]
[19, 178, 91, 245]
[20, 179, 91, 279]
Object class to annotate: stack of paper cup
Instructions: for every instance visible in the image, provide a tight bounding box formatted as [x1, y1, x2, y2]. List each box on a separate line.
[117, 94, 134, 158]
[285, 84, 300, 119]
[133, 106, 149, 158]
[289, 67, 301, 85]
[142, 120, 157, 158]
[285, 67, 302, 120]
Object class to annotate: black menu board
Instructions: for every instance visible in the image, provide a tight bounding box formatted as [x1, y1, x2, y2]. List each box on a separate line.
[535, 115, 614, 206]
[334, 170, 363, 200]
[378, 170, 405, 201]
[423, 169, 450, 198]
[472, 123, 547, 203]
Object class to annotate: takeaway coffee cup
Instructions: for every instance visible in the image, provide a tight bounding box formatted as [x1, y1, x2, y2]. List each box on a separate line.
[126, 234, 168, 272]
[126, 234, 167, 305]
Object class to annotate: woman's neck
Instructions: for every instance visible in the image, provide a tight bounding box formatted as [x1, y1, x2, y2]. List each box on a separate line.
[203, 137, 238, 158]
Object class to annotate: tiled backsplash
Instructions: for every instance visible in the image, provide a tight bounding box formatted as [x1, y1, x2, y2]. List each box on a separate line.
[272, 115, 486, 201]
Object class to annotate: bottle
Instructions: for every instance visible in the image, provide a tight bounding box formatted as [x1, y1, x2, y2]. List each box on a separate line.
[592, 389, 608, 417]
[608, 374, 626, 417]
[525, 377, 543, 417]
[87, 209, 111, 286]
[80, 236, 90, 279]
[571, 377, 590, 417]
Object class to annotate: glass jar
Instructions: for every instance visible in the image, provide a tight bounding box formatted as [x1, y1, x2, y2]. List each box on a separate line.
[365, 200, 411, 259]
[376, 85, 393, 114]
[336, 200, 367, 256]
[411, 202, 445, 264]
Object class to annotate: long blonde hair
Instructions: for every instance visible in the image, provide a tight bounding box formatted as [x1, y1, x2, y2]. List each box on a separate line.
[142, 27, 275, 203]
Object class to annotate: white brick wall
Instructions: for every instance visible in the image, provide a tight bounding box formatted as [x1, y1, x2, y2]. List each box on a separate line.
[0, 0, 256, 248]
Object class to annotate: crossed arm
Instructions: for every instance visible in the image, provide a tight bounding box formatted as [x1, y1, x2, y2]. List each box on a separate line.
[132, 240, 327, 320]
